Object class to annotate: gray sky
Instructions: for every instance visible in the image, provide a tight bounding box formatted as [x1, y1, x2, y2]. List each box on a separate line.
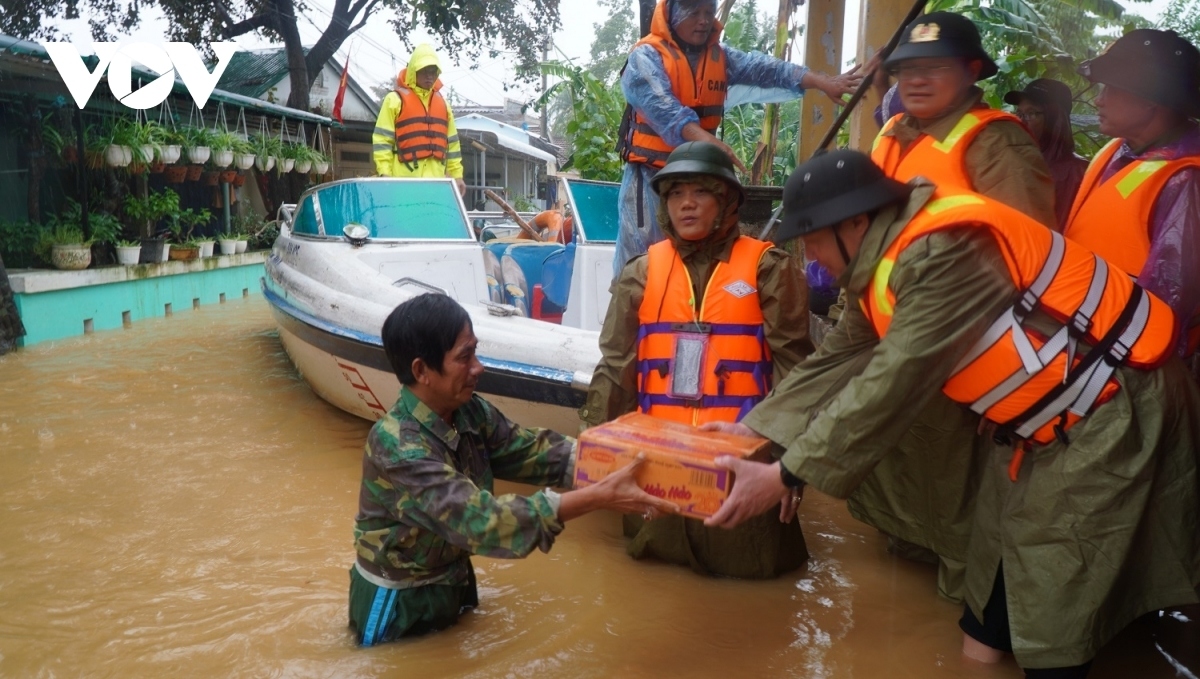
[46, 0, 1172, 108]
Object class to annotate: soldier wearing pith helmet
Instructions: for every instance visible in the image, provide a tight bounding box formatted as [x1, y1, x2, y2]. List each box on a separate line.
[1063, 29, 1200, 364]
[582, 141, 813, 579]
[873, 11, 1056, 228]
[703, 149, 1200, 677]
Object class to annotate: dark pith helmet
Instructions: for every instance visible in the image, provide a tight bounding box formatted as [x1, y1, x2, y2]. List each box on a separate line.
[776, 150, 912, 243]
[884, 11, 999, 81]
[651, 141, 745, 206]
[1004, 78, 1074, 113]
[1079, 29, 1200, 119]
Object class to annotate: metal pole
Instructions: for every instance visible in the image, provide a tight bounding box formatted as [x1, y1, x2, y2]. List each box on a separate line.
[74, 107, 90, 240]
[222, 182, 231, 234]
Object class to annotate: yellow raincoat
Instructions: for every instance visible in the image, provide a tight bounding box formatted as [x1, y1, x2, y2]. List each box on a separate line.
[372, 45, 464, 179]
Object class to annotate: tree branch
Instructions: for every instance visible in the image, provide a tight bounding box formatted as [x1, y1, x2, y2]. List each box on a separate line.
[222, 12, 276, 38]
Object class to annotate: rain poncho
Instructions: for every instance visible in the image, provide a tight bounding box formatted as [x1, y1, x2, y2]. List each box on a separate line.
[583, 176, 813, 578]
[372, 45, 464, 179]
[742, 180, 1200, 669]
[614, 0, 812, 279]
[1096, 123, 1200, 357]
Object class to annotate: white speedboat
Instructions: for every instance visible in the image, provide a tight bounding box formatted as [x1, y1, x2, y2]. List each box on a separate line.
[262, 177, 619, 432]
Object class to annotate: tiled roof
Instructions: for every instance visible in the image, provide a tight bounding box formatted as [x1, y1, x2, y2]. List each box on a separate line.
[216, 47, 310, 98]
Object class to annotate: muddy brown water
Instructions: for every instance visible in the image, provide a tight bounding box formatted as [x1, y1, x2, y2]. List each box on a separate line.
[0, 299, 1193, 678]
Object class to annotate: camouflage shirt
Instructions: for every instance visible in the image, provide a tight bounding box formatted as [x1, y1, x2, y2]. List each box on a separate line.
[354, 387, 575, 589]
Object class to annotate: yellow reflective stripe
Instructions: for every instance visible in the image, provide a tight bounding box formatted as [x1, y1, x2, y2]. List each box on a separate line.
[873, 258, 896, 317]
[923, 194, 986, 215]
[930, 113, 981, 153]
[1116, 160, 1168, 199]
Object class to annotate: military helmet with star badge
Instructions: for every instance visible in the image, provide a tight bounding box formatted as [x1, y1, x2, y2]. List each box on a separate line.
[884, 11, 998, 80]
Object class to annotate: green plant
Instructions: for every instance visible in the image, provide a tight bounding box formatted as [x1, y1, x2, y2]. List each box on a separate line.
[536, 61, 624, 182]
[179, 125, 217, 149]
[0, 219, 45, 268]
[249, 134, 283, 159]
[168, 208, 211, 244]
[247, 219, 279, 251]
[211, 131, 240, 152]
[117, 238, 141, 248]
[124, 188, 181, 238]
[88, 211, 123, 246]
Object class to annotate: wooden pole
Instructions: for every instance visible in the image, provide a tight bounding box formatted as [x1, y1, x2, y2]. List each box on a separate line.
[797, 0, 845, 160]
[849, 0, 923, 150]
[751, 0, 796, 185]
[484, 189, 540, 239]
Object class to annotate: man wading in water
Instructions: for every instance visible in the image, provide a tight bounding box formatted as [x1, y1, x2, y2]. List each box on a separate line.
[348, 294, 676, 645]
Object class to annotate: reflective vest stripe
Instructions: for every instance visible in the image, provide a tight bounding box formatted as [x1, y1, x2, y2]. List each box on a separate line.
[862, 189, 1177, 446]
[1064, 138, 1200, 276]
[870, 109, 1022, 191]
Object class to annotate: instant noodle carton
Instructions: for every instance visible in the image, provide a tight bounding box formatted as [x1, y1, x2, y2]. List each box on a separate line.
[574, 412, 770, 520]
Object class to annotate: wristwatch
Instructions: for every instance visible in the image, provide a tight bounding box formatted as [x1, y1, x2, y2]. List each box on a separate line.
[779, 462, 805, 489]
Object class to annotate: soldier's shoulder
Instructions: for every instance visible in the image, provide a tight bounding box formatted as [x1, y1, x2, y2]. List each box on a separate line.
[368, 412, 435, 462]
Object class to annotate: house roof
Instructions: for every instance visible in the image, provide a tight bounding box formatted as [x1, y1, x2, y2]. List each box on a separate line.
[217, 46, 378, 111]
[217, 47, 309, 99]
[0, 34, 334, 125]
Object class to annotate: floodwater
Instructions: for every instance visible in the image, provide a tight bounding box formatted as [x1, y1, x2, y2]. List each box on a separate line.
[0, 299, 1194, 678]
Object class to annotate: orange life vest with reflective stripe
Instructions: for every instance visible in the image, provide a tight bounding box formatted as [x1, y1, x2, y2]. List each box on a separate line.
[871, 109, 1023, 190]
[394, 76, 449, 166]
[860, 190, 1177, 447]
[1064, 138, 1200, 276]
[636, 236, 773, 426]
[620, 1, 727, 169]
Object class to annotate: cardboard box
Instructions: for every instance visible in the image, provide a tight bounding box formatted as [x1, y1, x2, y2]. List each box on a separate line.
[574, 412, 770, 520]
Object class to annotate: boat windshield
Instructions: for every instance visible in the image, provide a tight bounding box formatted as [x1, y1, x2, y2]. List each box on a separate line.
[565, 179, 619, 243]
[292, 179, 472, 240]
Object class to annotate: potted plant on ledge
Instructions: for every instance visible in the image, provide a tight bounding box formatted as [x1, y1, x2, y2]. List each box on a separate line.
[125, 188, 181, 263]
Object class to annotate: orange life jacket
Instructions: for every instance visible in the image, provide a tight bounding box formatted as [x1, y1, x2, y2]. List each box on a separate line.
[871, 109, 1022, 190]
[637, 236, 773, 425]
[860, 190, 1177, 450]
[394, 72, 449, 166]
[619, 0, 727, 169]
[1064, 138, 1200, 277]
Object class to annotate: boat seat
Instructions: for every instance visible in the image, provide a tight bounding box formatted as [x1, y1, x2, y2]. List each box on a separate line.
[485, 241, 567, 320]
[541, 242, 576, 310]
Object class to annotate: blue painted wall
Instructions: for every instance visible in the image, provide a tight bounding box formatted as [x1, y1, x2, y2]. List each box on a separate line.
[13, 263, 265, 346]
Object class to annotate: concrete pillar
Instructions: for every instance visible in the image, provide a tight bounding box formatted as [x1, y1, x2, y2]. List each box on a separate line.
[849, 0, 917, 150]
[798, 0, 845, 161]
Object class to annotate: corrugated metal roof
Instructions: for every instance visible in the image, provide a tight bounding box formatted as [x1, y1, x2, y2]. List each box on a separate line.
[217, 47, 310, 99]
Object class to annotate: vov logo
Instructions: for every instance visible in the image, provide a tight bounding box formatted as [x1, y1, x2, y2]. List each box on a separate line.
[41, 41, 238, 110]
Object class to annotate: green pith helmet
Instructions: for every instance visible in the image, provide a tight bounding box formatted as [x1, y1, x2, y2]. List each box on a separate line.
[776, 150, 912, 243]
[651, 141, 746, 206]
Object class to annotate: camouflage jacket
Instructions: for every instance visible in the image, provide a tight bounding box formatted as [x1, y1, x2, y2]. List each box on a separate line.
[354, 387, 575, 589]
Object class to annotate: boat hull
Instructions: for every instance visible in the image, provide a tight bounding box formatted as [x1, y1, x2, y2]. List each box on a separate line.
[266, 282, 585, 433]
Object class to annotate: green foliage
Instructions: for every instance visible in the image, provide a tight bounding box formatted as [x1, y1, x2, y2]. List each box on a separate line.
[1160, 0, 1200, 44]
[0, 219, 45, 269]
[537, 61, 626, 181]
[250, 134, 283, 159]
[124, 188, 181, 238]
[722, 0, 773, 53]
[179, 125, 217, 150]
[586, 0, 639, 84]
[88, 211, 123, 245]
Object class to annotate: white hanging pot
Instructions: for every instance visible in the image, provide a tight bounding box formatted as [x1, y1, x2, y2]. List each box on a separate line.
[314, 160, 329, 175]
[255, 155, 276, 172]
[187, 146, 211, 164]
[294, 159, 312, 173]
[159, 144, 181, 164]
[211, 149, 234, 168]
[279, 158, 295, 173]
[121, 146, 134, 165]
[234, 153, 255, 170]
[104, 144, 127, 167]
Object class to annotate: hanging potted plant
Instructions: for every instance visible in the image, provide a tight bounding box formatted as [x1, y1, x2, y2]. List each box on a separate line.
[232, 135, 256, 170]
[105, 119, 136, 168]
[250, 134, 280, 173]
[312, 148, 331, 176]
[277, 142, 302, 173]
[158, 127, 183, 165]
[181, 125, 214, 165]
[210, 131, 237, 168]
[41, 118, 77, 165]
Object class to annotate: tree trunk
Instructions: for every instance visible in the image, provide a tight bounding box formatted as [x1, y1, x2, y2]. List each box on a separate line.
[276, 0, 312, 111]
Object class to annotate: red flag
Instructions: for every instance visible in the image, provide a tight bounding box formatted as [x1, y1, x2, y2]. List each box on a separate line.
[332, 53, 350, 123]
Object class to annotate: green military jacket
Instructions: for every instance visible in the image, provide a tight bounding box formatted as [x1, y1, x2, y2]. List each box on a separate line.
[743, 182, 1200, 667]
[354, 387, 574, 589]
